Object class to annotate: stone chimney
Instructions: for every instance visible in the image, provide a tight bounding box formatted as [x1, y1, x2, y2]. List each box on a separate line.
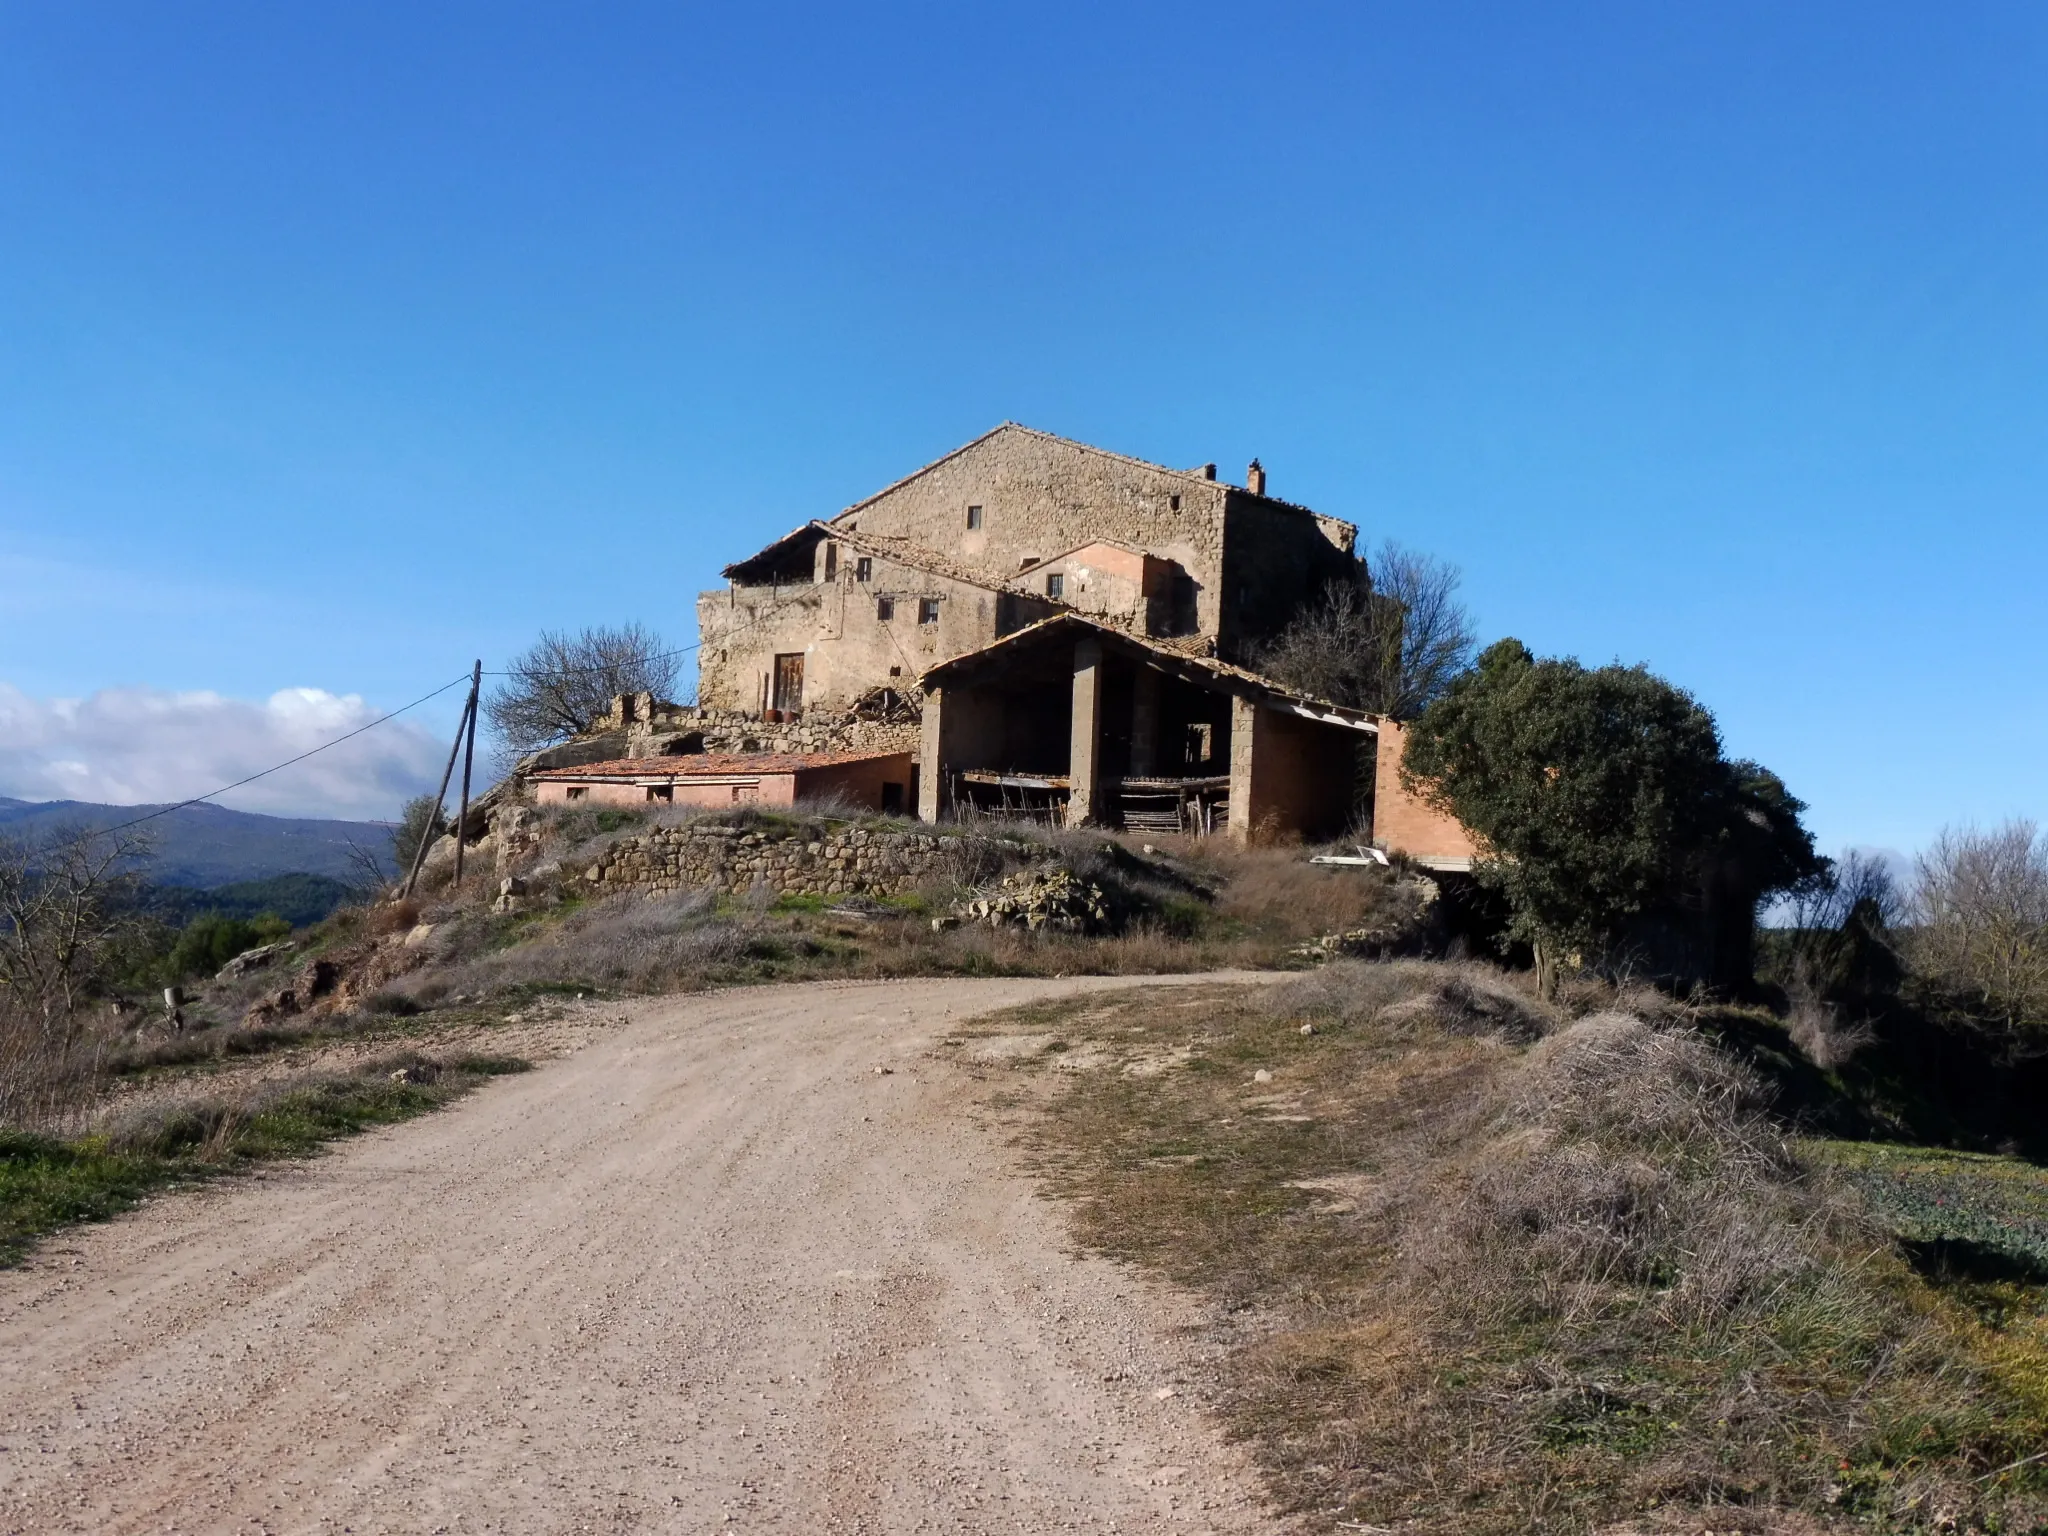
[1247, 459, 1266, 496]
[1200, 463, 1217, 481]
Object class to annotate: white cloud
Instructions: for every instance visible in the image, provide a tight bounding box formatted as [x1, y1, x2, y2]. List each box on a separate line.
[0, 683, 452, 820]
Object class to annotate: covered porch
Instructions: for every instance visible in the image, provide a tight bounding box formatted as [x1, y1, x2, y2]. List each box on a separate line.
[915, 617, 1377, 843]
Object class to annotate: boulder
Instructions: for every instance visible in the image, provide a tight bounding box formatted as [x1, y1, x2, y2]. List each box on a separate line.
[215, 941, 292, 982]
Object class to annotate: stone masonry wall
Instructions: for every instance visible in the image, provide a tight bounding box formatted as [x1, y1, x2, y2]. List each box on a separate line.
[581, 820, 958, 899]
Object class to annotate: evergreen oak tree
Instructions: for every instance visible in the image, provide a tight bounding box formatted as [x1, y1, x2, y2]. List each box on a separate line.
[1402, 639, 1818, 996]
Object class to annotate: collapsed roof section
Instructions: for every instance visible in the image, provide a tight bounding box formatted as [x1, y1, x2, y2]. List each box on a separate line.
[721, 520, 1002, 594]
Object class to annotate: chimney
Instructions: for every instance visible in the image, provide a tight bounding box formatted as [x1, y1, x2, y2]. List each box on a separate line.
[1200, 462, 1217, 481]
[1247, 459, 1266, 496]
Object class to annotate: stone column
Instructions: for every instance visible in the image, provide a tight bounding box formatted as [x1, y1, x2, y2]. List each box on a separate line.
[1129, 666, 1161, 778]
[918, 687, 946, 823]
[1066, 638, 1103, 827]
[1227, 694, 1261, 843]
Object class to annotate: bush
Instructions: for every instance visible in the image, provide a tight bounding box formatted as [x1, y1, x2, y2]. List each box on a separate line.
[163, 913, 292, 982]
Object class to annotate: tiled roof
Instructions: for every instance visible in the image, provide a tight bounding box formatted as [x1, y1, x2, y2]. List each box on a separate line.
[532, 750, 910, 781]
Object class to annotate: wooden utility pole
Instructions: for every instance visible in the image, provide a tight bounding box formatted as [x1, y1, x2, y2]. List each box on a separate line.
[401, 671, 481, 901]
[452, 659, 483, 885]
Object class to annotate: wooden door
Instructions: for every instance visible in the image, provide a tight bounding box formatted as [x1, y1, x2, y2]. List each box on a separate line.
[773, 653, 805, 715]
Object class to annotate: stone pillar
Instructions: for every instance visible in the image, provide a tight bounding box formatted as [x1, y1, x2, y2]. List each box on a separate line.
[1066, 638, 1103, 827]
[1129, 666, 1161, 778]
[1227, 694, 1261, 843]
[918, 687, 946, 822]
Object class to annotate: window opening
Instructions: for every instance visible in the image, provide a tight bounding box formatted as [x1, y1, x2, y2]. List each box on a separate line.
[855, 556, 873, 582]
[966, 505, 983, 530]
[1045, 573, 1064, 599]
[1170, 494, 1181, 511]
[822, 544, 837, 581]
[918, 597, 940, 625]
[876, 595, 894, 621]
[566, 786, 589, 801]
[646, 785, 673, 803]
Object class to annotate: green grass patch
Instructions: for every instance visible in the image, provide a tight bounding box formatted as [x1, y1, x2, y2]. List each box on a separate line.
[1, 1052, 531, 1266]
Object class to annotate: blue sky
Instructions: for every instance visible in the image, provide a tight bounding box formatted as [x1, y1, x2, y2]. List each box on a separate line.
[1, 3, 2042, 848]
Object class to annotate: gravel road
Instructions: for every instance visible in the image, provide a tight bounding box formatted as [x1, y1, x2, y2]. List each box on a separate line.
[0, 975, 1286, 1535]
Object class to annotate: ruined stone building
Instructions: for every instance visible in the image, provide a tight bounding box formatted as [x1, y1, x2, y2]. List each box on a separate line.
[546, 424, 1477, 860]
[696, 423, 1359, 717]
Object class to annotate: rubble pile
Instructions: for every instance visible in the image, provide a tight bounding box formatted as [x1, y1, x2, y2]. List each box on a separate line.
[946, 867, 1114, 934]
[1288, 875, 1440, 962]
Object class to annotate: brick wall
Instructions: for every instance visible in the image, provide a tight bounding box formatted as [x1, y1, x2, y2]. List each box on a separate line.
[1372, 719, 1483, 863]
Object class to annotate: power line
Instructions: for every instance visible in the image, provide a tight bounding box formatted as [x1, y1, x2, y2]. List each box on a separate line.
[89, 589, 819, 836]
[97, 673, 474, 835]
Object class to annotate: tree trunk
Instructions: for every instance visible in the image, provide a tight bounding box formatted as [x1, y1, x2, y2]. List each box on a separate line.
[1534, 936, 1560, 1002]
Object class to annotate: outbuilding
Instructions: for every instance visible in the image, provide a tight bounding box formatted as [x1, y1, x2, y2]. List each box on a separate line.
[531, 750, 917, 814]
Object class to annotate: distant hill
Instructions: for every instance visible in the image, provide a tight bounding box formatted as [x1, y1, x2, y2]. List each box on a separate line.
[126, 873, 363, 929]
[0, 797, 396, 888]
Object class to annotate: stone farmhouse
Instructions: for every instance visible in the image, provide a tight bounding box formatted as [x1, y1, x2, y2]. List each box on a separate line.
[696, 423, 1359, 716]
[549, 425, 1475, 861]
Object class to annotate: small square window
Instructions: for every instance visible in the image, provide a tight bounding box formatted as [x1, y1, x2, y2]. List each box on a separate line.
[1045, 573, 1064, 599]
[918, 597, 940, 624]
[966, 505, 983, 530]
[855, 556, 873, 582]
[889, 665, 902, 677]
[876, 595, 894, 621]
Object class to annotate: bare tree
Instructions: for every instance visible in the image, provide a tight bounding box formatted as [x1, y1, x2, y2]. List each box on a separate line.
[1252, 542, 1476, 718]
[0, 822, 153, 1044]
[390, 794, 447, 877]
[484, 624, 684, 757]
[1909, 819, 2048, 1052]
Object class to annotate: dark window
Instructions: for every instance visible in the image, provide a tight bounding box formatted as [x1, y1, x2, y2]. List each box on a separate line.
[876, 595, 894, 621]
[881, 782, 905, 814]
[646, 785, 673, 803]
[855, 556, 873, 582]
[566, 786, 589, 802]
[889, 665, 902, 677]
[822, 544, 837, 581]
[966, 504, 983, 529]
[1045, 573, 1063, 599]
[918, 597, 940, 624]
[1170, 494, 1181, 511]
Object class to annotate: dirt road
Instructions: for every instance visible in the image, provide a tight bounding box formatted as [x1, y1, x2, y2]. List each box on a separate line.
[0, 975, 1285, 1535]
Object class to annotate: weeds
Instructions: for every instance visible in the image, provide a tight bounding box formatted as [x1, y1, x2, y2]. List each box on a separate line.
[983, 961, 2048, 1534]
[0, 1051, 530, 1265]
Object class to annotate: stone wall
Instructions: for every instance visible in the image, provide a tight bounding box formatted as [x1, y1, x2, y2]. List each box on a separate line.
[580, 820, 962, 898]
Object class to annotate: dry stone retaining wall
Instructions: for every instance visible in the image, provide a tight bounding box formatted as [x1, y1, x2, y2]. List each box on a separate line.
[582, 821, 960, 899]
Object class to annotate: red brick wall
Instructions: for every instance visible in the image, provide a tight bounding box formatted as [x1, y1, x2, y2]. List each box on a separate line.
[1372, 719, 1482, 862]
[793, 752, 915, 811]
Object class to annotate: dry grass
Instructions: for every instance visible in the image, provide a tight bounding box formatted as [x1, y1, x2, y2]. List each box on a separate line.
[362, 811, 1429, 1008]
[968, 962, 2048, 1534]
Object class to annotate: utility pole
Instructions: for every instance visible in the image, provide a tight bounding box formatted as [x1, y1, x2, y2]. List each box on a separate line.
[401, 671, 481, 901]
[452, 659, 483, 886]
